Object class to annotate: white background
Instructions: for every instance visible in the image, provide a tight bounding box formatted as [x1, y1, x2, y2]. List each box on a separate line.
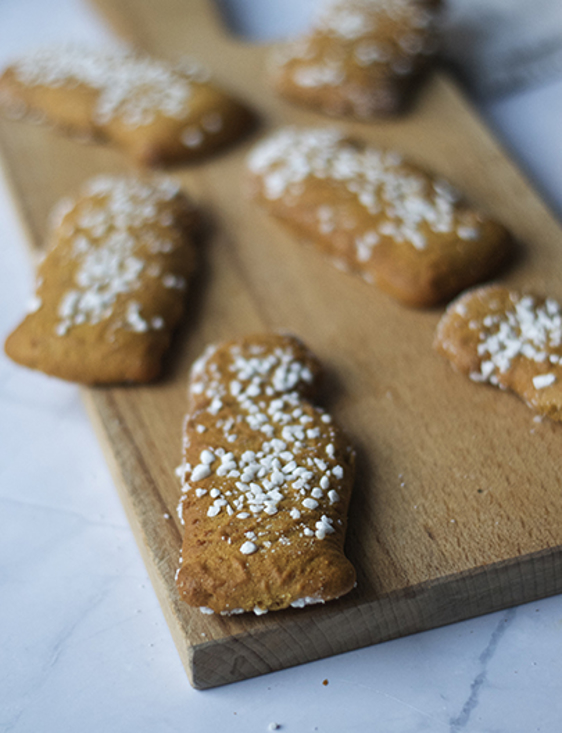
[1, 1, 562, 731]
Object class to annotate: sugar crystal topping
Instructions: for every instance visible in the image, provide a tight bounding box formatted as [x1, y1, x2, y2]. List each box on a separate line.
[315, 0, 433, 41]
[50, 176, 184, 336]
[180, 339, 351, 556]
[11, 46, 210, 127]
[466, 292, 562, 387]
[248, 127, 481, 253]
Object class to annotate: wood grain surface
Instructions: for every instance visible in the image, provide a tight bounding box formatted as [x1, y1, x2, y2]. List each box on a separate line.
[2, 0, 562, 689]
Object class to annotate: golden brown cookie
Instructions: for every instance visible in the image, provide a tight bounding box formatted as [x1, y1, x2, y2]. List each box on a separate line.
[434, 285, 562, 421]
[176, 333, 356, 615]
[271, 0, 441, 118]
[0, 46, 251, 166]
[5, 175, 197, 384]
[247, 126, 511, 307]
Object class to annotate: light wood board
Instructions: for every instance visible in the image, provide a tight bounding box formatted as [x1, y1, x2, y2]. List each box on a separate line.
[2, 0, 562, 689]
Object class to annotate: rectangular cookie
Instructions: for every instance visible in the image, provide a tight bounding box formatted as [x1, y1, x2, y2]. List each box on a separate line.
[0, 46, 251, 166]
[247, 126, 511, 307]
[435, 285, 562, 421]
[271, 0, 442, 118]
[176, 334, 357, 615]
[5, 175, 197, 384]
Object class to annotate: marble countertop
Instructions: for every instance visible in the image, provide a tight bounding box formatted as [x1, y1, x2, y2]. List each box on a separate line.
[1, 2, 562, 731]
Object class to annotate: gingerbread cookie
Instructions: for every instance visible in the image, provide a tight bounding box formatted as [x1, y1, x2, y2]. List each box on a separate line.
[0, 46, 251, 166]
[176, 334, 356, 615]
[5, 175, 197, 384]
[271, 0, 441, 119]
[247, 126, 510, 307]
[435, 285, 562, 421]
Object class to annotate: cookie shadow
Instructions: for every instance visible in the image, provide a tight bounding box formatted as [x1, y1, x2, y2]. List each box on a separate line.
[344, 437, 387, 602]
[159, 210, 216, 382]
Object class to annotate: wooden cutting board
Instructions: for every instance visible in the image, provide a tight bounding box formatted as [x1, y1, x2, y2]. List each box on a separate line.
[2, 0, 562, 690]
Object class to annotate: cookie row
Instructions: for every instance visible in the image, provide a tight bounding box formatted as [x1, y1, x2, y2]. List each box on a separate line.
[5, 121, 515, 385]
[0, 1, 442, 166]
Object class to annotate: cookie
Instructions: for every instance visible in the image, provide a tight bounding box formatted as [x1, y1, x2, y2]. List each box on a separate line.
[5, 175, 197, 384]
[434, 285, 562, 421]
[270, 0, 441, 119]
[0, 46, 251, 166]
[247, 126, 511, 307]
[176, 333, 356, 615]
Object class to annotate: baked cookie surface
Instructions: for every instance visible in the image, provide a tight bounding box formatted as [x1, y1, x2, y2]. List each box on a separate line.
[271, 0, 441, 118]
[435, 285, 562, 421]
[5, 175, 197, 384]
[0, 46, 251, 166]
[248, 126, 511, 307]
[176, 334, 356, 615]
